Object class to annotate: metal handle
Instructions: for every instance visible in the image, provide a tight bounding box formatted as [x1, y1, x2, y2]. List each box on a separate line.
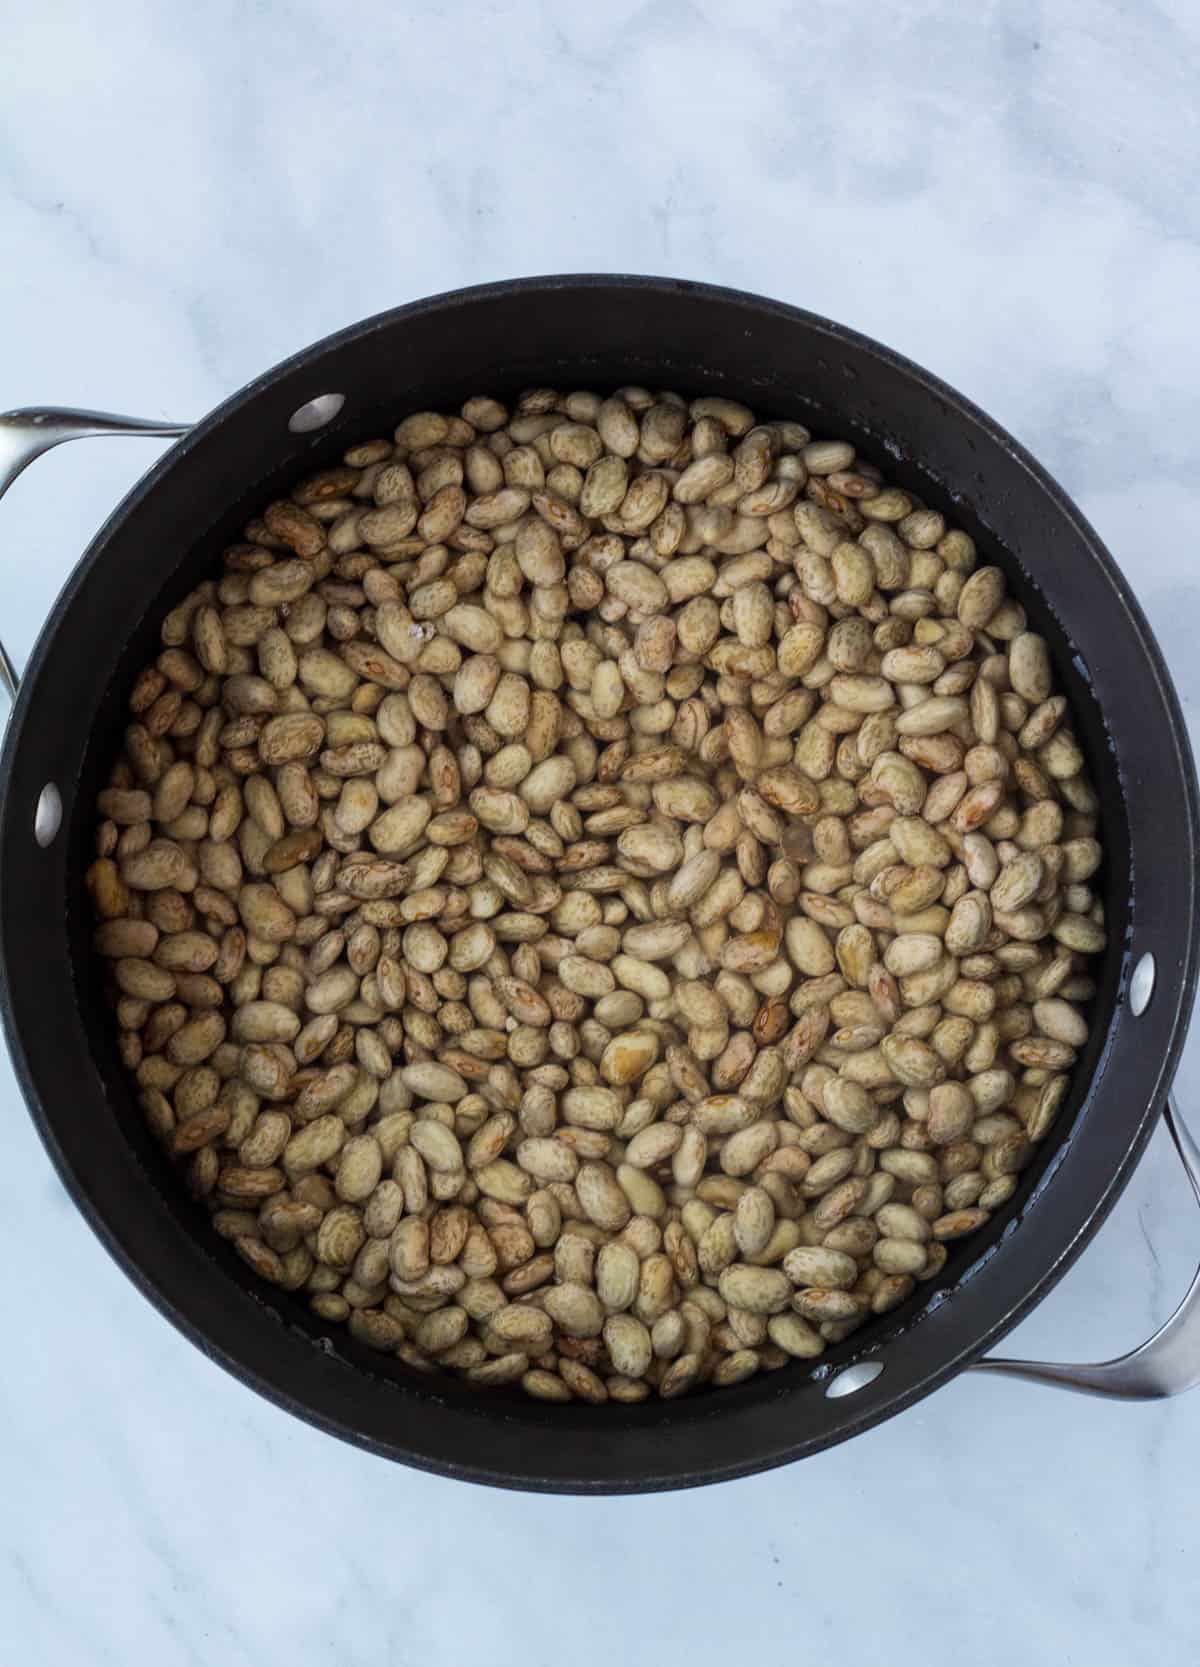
[972, 1096, 1200, 1399]
[0, 407, 191, 703]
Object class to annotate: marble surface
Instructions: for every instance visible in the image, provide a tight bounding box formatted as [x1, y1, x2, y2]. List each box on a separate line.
[2, 3, 1199, 1663]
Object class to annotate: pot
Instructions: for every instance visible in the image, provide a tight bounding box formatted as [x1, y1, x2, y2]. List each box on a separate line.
[2, 275, 1197, 1492]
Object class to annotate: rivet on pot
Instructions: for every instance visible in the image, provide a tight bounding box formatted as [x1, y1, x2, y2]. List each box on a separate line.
[288, 393, 345, 434]
[1129, 952, 1156, 1017]
[34, 783, 62, 847]
[824, 1359, 884, 1399]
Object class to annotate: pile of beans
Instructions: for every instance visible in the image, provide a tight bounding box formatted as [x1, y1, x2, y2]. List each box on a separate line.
[87, 385, 1103, 1403]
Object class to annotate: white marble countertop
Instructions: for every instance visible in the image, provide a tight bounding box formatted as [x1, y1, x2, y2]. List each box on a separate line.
[2, 3, 1198, 1663]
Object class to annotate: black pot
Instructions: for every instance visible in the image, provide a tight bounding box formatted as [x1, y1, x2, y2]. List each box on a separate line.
[1, 275, 1197, 1492]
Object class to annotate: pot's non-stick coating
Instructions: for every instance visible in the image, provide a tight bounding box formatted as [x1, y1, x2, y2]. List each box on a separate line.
[1, 278, 1195, 1491]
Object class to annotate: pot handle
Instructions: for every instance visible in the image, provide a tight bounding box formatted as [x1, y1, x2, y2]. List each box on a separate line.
[0, 407, 191, 702]
[971, 1096, 1200, 1399]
